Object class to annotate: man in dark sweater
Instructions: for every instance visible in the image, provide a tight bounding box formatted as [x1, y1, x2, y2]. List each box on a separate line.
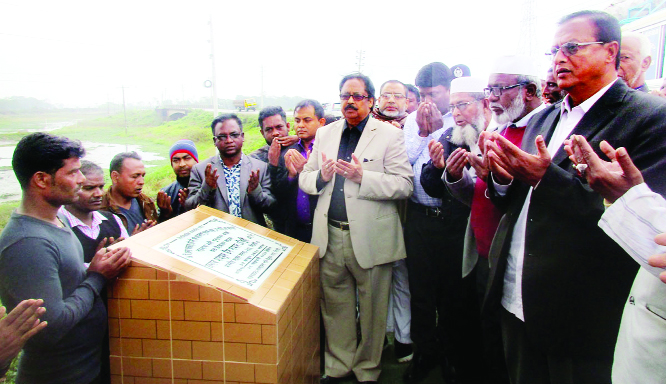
[158, 139, 199, 218]
[0, 132, 132, 384]
[63, 160, 129, 263]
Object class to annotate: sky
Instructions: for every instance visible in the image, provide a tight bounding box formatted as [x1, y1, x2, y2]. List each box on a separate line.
[0, 0, 616, 108]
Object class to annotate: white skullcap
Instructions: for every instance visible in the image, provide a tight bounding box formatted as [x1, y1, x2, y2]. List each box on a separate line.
[489, 55, 541, 77]
[450, 77, 486, 94]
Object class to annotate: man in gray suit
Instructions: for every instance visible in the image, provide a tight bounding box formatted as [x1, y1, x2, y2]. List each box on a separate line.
[185, 114, 275, 224]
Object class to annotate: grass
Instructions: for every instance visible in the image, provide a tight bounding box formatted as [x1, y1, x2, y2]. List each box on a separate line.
[0, 109, 275, 230]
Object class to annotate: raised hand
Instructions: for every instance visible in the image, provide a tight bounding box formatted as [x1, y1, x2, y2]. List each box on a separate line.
[335, 154, 363, 184]
[204, 163, 219, 189]
[566, 135, 644, 203]
[87, 246, 132, 280]
[320, 153, 336, 182]
[267, 138, 282, 167]
[0, 299, 48, 368]
[446, 147, 469, 181]
[486, 133, 551, 187]
[285, 149, 307, 178]
[177, 188, 189, 207]
[248, 169, 260, 193]
[131, 220, 156, 235]
[156, 190, 173, 217]
[428, 139, 446, 169]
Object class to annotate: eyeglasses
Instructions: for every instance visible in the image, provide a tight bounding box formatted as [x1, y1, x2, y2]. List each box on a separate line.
[546, 41, 605, 57]
[380, 93, 406, 100]
[448, 101, 476, 113]
[340, 93, 370, 101]
[483, 83, 527, 98]
[214, 132, 241, 141]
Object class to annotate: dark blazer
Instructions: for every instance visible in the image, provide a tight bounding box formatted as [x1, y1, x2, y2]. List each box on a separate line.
[485, 80, 666, 359]
[268, 142, 318, 241]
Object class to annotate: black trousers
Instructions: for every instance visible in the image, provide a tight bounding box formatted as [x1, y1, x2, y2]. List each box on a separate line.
[501, 309, 612, 384]
[405, 205, 482, 382]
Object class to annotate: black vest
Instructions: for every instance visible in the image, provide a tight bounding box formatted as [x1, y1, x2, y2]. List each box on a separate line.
[71, 211, 123, 263]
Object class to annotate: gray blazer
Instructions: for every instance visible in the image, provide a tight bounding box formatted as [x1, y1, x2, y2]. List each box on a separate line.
[184, 153, 275, 225]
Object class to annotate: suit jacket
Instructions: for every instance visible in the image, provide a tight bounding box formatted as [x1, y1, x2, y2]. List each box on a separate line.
[299, 117, 414, 268]
[184, 153, 275, 225]
[268, 142, 318, 239]
[485, 81, 666, 358]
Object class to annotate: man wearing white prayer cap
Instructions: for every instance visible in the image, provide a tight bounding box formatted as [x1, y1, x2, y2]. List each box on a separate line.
[421, 76, 508, 384]
[485, 55, 544, 126]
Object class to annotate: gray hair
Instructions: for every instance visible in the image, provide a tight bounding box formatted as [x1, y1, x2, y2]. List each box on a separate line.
[517, 75, 542, 98]
[622, 31, 652, 58]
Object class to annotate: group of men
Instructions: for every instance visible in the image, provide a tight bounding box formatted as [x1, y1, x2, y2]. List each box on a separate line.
[2, 8, 666, 384]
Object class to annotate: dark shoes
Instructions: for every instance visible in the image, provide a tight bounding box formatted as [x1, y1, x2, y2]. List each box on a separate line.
[394, 340, 414, 363]
[403, 352, 439, 383]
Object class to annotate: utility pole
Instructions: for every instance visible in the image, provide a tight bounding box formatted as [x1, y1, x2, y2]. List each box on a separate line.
[355, 50, 365, 73]
[209, 15, 219, 117]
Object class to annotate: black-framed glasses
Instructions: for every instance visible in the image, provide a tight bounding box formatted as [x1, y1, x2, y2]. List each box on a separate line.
[340, 93, 370, 101]
[483, 83, 527, 98]
[546, 41, 604, 57]
[380, 93, 406, 100]
[214, 132, 241, 141]
[448, 101, 476, 113]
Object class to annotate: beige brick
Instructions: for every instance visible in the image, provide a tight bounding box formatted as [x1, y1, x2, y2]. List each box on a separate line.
[211, 322, 223, 341]
[142, 339, 171, 358]
[156, 320, 170, 339]
[122, 266, 157, 280]
[122, 338, 143, 357]
[149, 281, 169, 300]
[170, 281, 200, 301]
[173, 340, 192, 359]
[262, 325, 277, 345]
[224, 323, 262, 343]
[199, 286, 222, 302]
[202, 361, 225, 381]
[151, 358, 172, 378]
[235, 304, 276, 324]
[122, 357, 152, 377]
[110, 356, 121, 375]
[173, 359, 202, 379]
[171, 321, 211, 341]
[120, 319, 156, 339]
[247, 344, 277, 364]
[223, 292, 247, 304]
[223, 303, 235, 322]
[192, 341, 225, 361]
[225, 362, 254, 382]
[131, 300, 171, 320]
[184, 301, 222, 321]
[255, 364, 278, 384]
[224, 342, 247, 362]
[115, 280, 150, 299]
[108, 318, 120, 338]
[171, 300, 185, 320]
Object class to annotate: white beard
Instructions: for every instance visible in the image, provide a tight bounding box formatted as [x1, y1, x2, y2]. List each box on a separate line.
[380, 108, 402, 117]
[450, 112, 487, 148]
[491, 95, 525, 125]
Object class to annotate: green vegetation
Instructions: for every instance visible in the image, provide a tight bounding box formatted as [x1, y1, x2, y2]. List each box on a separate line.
[0, 109, 278, 230]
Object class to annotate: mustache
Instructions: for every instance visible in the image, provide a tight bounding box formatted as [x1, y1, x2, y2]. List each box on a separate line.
[344, 105, 358, 111]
